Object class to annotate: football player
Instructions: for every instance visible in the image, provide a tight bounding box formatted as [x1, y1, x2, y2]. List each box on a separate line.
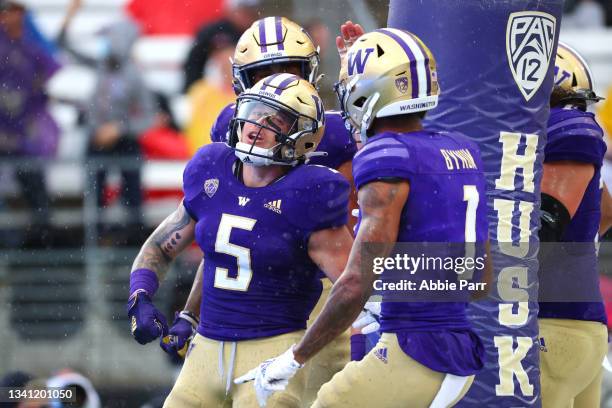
[236, 28, 490, 407]
[127, 74, 354, 407]
[537, 42, 608, 408]
[210, 17, 358, 184]
[162, 17, 365, 406]
[209, 16, 359, 228]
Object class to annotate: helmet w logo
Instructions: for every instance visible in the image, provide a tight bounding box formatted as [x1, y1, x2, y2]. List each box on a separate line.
[348, 48, 375, 76]
[506, 11, 557, 102]
[311, 94, 324, 124]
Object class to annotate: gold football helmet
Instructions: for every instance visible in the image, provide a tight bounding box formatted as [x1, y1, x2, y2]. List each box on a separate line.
[335, 28, 440, 142]
[229, 73, 325, 166]
[232, 16, 320, 94]
[554, 42, 602, 107]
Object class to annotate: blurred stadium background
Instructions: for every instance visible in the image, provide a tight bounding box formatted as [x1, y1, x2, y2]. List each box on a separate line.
[1, 0, 612, 406]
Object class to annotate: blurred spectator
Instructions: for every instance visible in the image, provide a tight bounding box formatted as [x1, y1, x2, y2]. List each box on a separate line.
[140, 93, 190, 160]
[23, 11, 58, 57]
[563, 0, 606, 28]
[183, 0, 260, 92]
[47, 369, 101, 408]
[0, 0, 60, 244]
[305, 18, 331, 60]
[126, 0, 224, 35]
[303, 18, 335, 106]
[599, 84, 612, 140]
[185, 36, 235, 153]
[58, 3, 155, 238]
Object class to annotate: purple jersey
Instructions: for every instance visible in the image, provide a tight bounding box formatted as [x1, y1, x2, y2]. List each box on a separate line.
[210, 103, 357, 170]
[182, 143, 349, 340]
[390, 2, 564, 406]
[538, 107, 607, 324]
[0, 29, 60, 155]
[353, 130, 487, 376]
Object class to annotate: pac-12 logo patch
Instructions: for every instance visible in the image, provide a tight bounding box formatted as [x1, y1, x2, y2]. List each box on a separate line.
[395, 77, 409, 94]
[204, 178, 219, 198]
[506, 11, 556, 102]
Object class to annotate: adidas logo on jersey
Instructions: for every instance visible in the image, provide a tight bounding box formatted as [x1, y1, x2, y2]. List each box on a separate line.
[238, 196, 250, 206]
[374, 347, 388, 364]
[264, 200, 282, 214]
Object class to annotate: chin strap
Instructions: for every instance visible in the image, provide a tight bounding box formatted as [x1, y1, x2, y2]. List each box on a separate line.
[304, 151, 328, 164]
[313, 73, 326, 89]
[234, 142, 300, 167]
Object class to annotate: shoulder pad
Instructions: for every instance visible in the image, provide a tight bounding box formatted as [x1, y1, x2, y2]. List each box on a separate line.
[183, 143, 231, 202]
[353, 133, 413, 189]
[284, 165, 350, 231]
[546, 107, 606, 166]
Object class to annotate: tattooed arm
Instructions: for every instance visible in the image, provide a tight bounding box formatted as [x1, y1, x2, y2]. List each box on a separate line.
[131, 201, 196, 281]
[293, 180, 409, 364]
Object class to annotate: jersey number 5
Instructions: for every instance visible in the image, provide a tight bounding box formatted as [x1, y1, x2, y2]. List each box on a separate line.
[214, 214, 256, 291]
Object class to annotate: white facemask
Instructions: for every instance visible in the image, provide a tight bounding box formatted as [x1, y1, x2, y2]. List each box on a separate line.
[234, 142, 277, 166]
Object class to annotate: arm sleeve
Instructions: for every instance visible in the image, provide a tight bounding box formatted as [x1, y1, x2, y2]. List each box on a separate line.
[352, 136, 414, 190]
[546, 110, 607, 166]
[181, 146, 211, 220]
[307, 170, 351, 231]
[545, 133, 606, 166]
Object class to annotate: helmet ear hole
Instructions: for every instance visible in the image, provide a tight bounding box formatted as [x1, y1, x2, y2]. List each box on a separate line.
[305, 142, 315, 149]
[377, 44, 385, 57]
[353, 96, 367, 108]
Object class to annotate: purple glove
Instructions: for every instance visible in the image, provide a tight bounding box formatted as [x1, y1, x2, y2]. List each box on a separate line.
[160, 310, 199, 359]
[127, 289, 169, 344]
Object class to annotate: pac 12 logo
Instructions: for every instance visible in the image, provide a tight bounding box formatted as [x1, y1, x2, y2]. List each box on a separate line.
[506, 11, 556, 102]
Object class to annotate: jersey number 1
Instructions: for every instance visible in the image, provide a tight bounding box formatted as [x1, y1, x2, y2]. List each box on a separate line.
[214, 213, 256, 291]
[462, 185, 479, 278]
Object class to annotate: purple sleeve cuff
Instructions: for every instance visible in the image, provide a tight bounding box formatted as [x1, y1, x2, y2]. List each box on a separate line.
[350, 334, 367, 361]
[130, 268, 159, 298]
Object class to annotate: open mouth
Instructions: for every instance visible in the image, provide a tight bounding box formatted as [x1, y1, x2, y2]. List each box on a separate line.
[247, 129, 265, 146]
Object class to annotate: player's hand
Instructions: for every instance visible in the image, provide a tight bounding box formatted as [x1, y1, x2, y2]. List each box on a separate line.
[127, 290, 168, 344]
[234, 346, 303, 407]
[352, 301, 381, 335]
[336, 21, 365, 69]
[160, 310, 198, 359]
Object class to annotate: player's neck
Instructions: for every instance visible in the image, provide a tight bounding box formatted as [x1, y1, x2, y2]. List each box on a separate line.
[241, 164, 289, 188]
[372, 115, 423, 134]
